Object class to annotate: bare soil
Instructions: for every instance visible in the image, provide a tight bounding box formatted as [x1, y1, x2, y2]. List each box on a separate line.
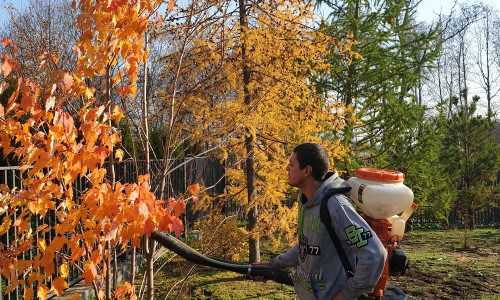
[394, 228, 500, 300]
[141, 228, 500, 300]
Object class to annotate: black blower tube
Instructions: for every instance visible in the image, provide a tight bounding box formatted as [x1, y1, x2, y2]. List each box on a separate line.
[150, 231, 294, 286]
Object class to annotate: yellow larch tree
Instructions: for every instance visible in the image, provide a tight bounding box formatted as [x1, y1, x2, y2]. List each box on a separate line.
[157, 0, 357, 262]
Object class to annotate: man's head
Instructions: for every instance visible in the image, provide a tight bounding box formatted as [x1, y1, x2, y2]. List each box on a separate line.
[286, 143, 330, 187]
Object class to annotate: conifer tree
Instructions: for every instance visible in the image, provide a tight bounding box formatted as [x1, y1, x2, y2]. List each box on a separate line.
[317, 0, 441, 173]
[440, 93, 500, 246]
[394, 110, 453, 223]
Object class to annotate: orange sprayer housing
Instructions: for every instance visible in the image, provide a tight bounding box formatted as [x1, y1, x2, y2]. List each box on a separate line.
[355, 168, 405, 183]
[349, 168, 417, 299]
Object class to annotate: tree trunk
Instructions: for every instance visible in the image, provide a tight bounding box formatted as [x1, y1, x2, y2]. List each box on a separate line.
[246, 130, 259, 263]
[141, 32, 155, 300]
[105, 241, 111, 299]
[105, 62, 116, 299]
[130, 246, 136, 288]
[342, 0, 359, 176]
[145, 239, 155, 300]
[239, 0, 260, 263]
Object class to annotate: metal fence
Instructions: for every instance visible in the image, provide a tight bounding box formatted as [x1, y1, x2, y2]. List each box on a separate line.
[1, 159, 499, 299]
[108, 158, 225, 197]
[0, 157, 225, 300]
[0, 166, 74, 300]
[411, 204, 500, 229]
[0, 167, 27, 300]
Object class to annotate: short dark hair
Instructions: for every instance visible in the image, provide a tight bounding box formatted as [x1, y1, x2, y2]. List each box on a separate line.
[293, 143, 330, 181]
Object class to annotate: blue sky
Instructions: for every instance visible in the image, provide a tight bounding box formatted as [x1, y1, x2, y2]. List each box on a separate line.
[0, 0, 26, 26]
[2, 0, 500, 24]
[417, 0, 500, 23]
[0, 0, 499, 29]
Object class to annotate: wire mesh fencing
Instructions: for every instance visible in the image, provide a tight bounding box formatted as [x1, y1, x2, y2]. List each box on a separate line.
[0, 157, 225, 300]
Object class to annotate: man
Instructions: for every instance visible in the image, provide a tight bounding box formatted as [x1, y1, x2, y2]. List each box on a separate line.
[258, 143, 386, 300]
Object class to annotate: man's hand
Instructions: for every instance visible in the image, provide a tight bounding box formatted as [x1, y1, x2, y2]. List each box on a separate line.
[333, 290, 347, 300]
[250, 261, 269, 282]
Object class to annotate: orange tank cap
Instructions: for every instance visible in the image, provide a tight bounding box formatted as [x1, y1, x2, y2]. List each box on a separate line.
[355, 168, 405, 183]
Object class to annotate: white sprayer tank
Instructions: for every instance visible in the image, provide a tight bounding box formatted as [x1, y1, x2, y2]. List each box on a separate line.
[347, 168, 414, 220]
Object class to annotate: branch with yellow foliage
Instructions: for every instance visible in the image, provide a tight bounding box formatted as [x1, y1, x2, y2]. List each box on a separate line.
[157, 0, 356, 261]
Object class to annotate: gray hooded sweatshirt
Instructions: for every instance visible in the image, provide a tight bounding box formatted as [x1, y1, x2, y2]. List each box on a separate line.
[269, 172, 386, 300]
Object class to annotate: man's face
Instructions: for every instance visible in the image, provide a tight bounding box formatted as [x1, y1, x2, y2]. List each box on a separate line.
[286, 152, 307, 188]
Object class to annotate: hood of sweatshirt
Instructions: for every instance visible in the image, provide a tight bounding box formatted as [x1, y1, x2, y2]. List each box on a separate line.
[301, 171, 351, 208]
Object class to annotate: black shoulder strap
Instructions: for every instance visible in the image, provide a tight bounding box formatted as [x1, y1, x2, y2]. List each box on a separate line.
[320, 187, 355, 278]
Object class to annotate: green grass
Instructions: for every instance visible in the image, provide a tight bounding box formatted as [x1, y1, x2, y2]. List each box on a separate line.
[135, 228, 500, 300]
[136, 250, 297, 300]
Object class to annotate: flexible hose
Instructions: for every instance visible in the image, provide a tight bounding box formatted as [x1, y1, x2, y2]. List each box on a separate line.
[150, 231, 294, 286]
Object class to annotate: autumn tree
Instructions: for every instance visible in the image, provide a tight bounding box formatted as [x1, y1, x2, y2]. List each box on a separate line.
[157, 0, 356, 262]
[0, 1, 188, 300]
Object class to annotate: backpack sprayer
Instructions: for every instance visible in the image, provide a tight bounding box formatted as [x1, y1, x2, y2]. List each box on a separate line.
[151, 168, 417, 299]
[348, 168, 418, 299]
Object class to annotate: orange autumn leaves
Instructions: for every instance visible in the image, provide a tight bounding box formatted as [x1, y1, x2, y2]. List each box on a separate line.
[0, 43, 187, 298]
[71, 0, 168, 99]
[0, 0, 184, 299]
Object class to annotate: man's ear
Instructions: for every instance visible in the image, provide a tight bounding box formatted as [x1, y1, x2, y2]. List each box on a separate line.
[304, 165, 313, 177]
